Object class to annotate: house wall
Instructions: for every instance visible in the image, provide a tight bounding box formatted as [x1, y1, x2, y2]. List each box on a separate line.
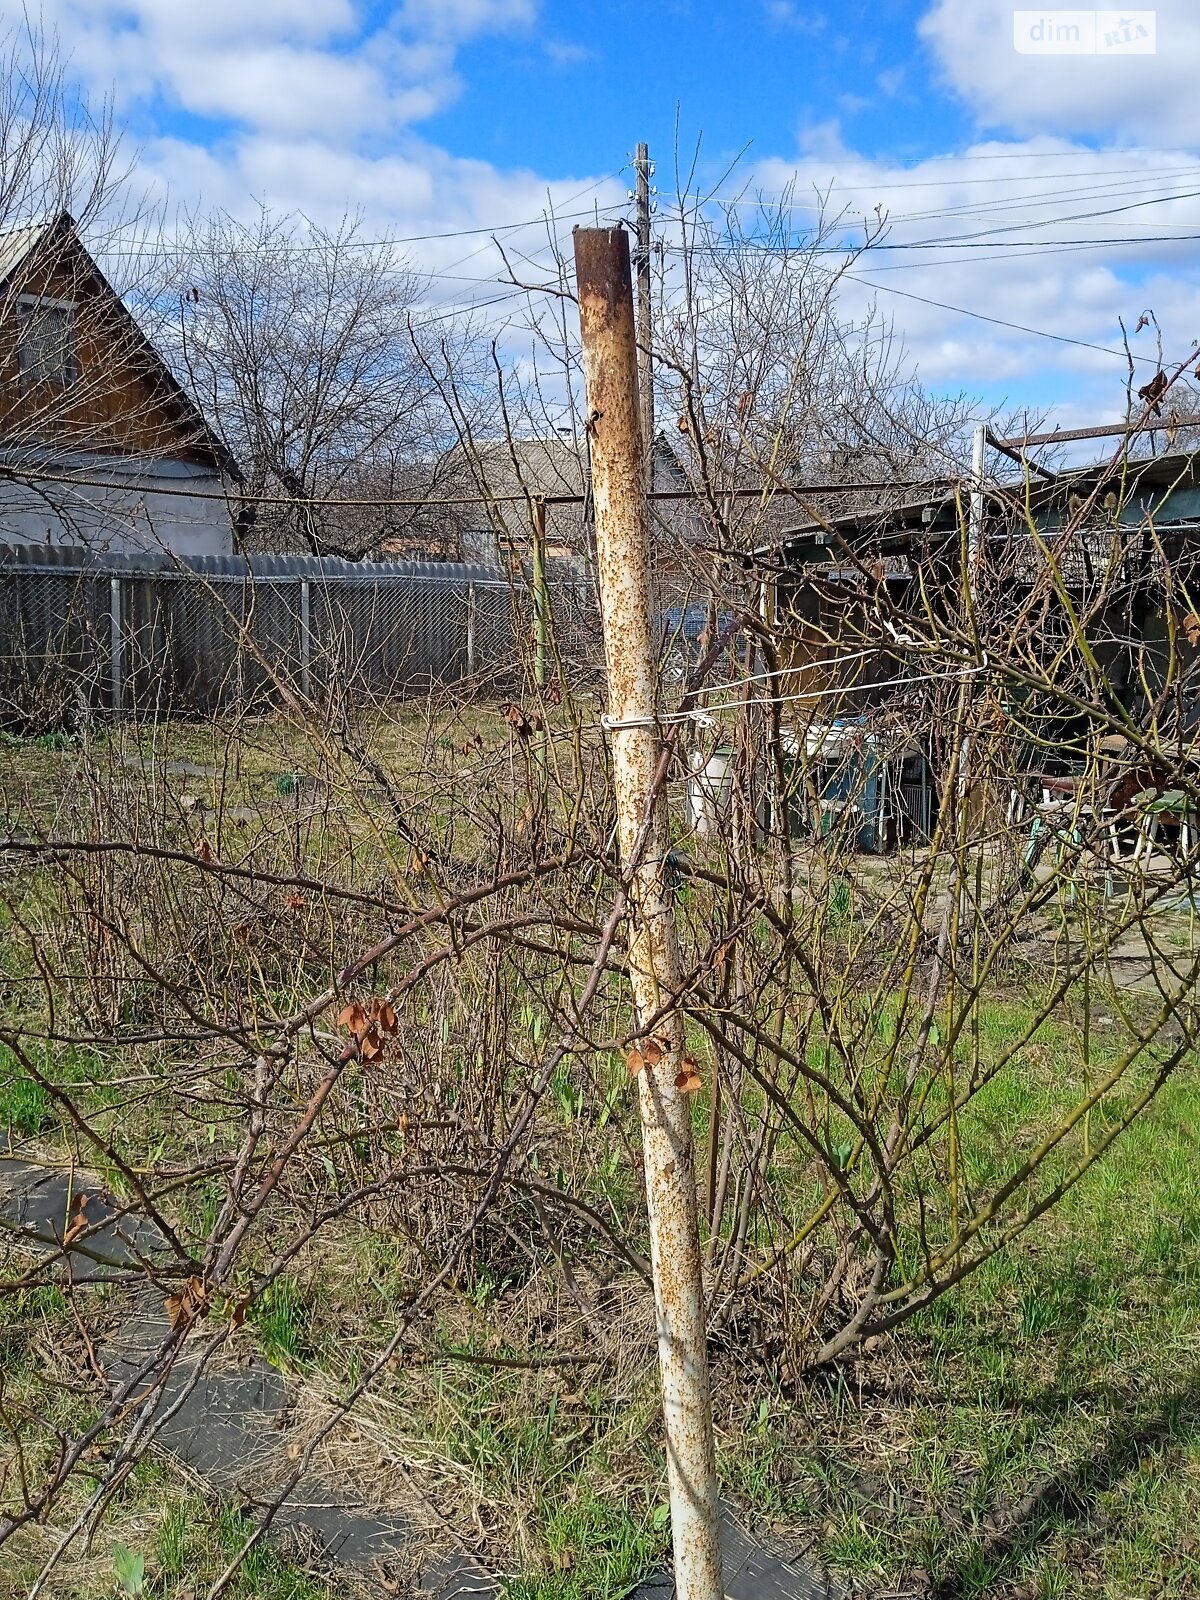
[0, 449, 233, 557]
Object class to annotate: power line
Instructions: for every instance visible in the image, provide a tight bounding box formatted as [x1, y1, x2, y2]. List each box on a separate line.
[859, 234, 1200, 271]
[0, 460, 961, 508]
[830, 231, 1200, 255]
[889, 186, 1200, 248]
[843, 272, 1164, 365]
[659, 185, 1200, 257]
[714, 144, 1200, 172]
[86, 192, 629, 260]
[710, 160, 1200, 198]
[711, 167, 1200, 227]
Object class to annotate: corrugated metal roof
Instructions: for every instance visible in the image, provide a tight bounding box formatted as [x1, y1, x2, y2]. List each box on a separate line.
[0, 541, 507, 581]
[0, 219, 54, 286]
[755, 449, 1200, 563]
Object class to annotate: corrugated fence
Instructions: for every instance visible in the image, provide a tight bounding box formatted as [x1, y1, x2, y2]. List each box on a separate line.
[0, 545, 528, 723]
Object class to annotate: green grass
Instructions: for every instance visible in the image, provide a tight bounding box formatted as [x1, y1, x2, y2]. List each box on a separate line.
[0, 1041, 122, 1143]
[3, 1483, 338, 1598]
[725, 1063, 1200, 1598]
[503, 1495, 668, 1600]
[0, 1050, 52, 1135]
[250, 1275, 312, 1370]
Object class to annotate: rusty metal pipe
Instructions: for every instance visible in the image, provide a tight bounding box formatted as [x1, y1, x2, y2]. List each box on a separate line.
[572, 224, 724, 1600]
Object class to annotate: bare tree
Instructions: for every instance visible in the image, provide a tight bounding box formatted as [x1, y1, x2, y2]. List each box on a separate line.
[652, 185, 982, 546]
[171, 204, 472, 559]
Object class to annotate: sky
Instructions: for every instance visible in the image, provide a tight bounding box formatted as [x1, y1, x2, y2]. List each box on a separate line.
[18, 0, 1200, 433]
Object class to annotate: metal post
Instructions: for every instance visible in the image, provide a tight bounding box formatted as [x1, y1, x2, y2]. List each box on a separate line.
[466, 581, 477, 678]
[634, 141, 655, 483]
[299, 577, 311, 700]
[109, 575, 122, 717]
[968, 423, 986, 570]
[955, 423, 989, 931]
[573, 224, 723, 1600]
[532, 496, 549, 691]
[961, 423, 988, 773]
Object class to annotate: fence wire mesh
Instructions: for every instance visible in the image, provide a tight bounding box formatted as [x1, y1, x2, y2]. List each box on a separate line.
[0, 555, 536, 724]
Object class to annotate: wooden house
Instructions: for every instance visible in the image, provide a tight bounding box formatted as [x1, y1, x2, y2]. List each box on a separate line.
[0, 212, 234, 557]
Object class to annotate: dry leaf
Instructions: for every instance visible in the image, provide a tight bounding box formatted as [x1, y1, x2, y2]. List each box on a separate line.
[196, 839, 215, 864]
[338, 1002, 367, 1035]
[1138, 369, 1169, 413]
[371, 998, 398, 1034]
[674, 1068, 703, 1094]
[165, 1274, 210, 1331]
[626, 1047, 645, 1077]
[1184, 613, 1200, 649]
[503, 701, 532, 738]
[286, 891, 306, 912]
[61, 1194, 89, 1247]
[643, 1037, 667, 1066]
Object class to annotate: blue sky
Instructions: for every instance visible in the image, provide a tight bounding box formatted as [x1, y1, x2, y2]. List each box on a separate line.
[22, 0, 1200, 432]
[418, 0, 953, 175]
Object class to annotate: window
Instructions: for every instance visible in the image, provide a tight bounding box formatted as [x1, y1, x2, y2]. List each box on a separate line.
[16, 297, 77, 388]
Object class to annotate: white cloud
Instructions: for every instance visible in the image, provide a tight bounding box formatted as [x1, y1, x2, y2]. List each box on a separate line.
[919, 0, 1200, 145]
[876, 65, 905, 98]
[764, 1, 826, 33]
[393, 0, 536, 41]
[133, 129, 627, 309]
[28, 0, 539, 137]
[8, 0, 1200, 433]
[0, 0, 626, 335]
[543, 39, 595, 69]
[747, 135, 1200, 422]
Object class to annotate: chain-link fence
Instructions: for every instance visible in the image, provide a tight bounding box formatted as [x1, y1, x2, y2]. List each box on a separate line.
[0, 545, 538, 724]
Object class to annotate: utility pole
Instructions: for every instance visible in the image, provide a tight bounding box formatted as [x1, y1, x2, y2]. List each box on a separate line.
[572, 225, 723, 1600]
[634, 142, 655, 488]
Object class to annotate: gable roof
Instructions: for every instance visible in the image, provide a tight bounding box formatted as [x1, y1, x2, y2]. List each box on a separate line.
[0, 222, 59, 285]
[0, 211, 234, 478]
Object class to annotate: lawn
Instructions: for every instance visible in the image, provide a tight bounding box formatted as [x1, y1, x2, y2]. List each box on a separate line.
[2, 712, 1200, 1599]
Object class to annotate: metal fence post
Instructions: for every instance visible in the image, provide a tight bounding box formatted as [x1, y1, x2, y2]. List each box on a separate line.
[574, 224, 724, 1600]
[299, 576, 312, 699]
[532, 496, 549, 690]
[466, 581, 477, 678]
[109, 575, 122, 717]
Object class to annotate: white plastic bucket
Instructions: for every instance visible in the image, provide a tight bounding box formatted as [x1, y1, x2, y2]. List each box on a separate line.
[688, 748, 733, 837]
